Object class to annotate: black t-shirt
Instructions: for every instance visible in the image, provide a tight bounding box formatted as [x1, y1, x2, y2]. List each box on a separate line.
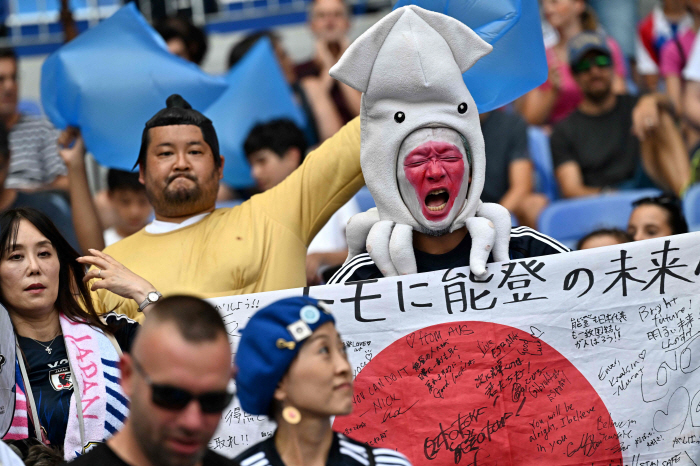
[550, 94, 640, 188]
[69, 442, 239, 465]
[19, 313, 139, 447]
[235, 431, 411, 466]
[481, 111, 531, 203]
[327, 226, 569, 284]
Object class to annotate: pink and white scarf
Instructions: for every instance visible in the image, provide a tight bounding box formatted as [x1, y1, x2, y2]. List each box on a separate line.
[2, 314, 128, 461]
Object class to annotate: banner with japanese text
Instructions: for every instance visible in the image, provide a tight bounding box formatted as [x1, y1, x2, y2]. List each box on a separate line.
[209, 232, 700, 466]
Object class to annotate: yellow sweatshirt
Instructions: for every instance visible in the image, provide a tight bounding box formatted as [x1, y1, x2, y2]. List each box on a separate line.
[93, 118, 362, 321]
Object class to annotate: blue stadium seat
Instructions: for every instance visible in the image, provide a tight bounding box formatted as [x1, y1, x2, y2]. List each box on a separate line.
[354, 186, 376, 212]
[683, 183, 700, 232]
[527, 126, 558, 201]
[538, 189, 661, 249]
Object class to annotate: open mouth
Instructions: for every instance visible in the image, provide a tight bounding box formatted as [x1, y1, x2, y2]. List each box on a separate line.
[425, 189, 450, 212]
[398, 127, 468, 224]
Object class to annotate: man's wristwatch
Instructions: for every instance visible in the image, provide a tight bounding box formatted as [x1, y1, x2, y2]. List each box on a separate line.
[138, 291, 162, 312]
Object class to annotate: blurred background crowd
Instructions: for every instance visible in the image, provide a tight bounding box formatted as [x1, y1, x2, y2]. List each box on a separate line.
[0, 0, 695, 284]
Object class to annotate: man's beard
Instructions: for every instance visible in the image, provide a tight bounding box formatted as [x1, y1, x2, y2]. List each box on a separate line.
[131, 397, 207, 466]
[137, 428, 206, 466]
[585, 84, 612, 104]
[146, 172, 218, 218]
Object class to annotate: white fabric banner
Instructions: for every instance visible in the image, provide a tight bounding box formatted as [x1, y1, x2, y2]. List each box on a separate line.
[209, 232, 700, 466]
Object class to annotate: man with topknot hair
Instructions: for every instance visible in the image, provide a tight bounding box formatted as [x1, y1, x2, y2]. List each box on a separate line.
[88, 94, 361, 321]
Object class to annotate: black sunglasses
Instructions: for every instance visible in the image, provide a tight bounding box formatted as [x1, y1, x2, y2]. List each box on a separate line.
[132, 357, 234, 414]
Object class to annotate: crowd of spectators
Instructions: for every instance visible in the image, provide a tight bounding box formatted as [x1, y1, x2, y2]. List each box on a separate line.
[518, 0, 699, 246]
[5, 0, 696, 259]
[1, 0, 700, 465]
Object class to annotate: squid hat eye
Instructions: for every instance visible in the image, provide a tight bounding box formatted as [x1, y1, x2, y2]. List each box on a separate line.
[394, 111, 405, 123]
[458, 102, 468, 114]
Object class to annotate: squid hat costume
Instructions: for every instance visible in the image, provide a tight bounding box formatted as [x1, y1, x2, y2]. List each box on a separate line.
[330, 5, 512, 278]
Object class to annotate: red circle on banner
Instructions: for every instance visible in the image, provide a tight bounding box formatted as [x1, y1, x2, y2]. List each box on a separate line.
[333, 322, 623, 465]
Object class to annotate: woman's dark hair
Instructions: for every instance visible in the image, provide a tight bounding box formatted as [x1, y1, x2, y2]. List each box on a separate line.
[23, 443, 64, 466]
[631, 194, 689, 235]
[4, 438, 64, 465]
[576, 228, 632, 250]
[0, 208, 109, 332]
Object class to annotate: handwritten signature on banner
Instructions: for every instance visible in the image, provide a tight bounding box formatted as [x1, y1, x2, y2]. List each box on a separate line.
[207, 233, 700, 466]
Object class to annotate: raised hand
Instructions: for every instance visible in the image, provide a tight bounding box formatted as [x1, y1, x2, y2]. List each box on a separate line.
[57, 127, 86, 169]
[78, 248, 157, 306]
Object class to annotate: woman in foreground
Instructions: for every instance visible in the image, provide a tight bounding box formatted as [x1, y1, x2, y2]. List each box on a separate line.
[0, 207, 157, 460]
[234, 297, 412, 466]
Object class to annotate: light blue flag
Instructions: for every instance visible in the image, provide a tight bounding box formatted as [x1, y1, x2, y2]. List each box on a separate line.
[393, 0, 547, 112]
[206, 37, 306, 188]
[40, 3, 228, 171]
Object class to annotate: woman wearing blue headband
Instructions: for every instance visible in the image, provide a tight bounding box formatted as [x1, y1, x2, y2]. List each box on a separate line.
[234, 297, 412, 466]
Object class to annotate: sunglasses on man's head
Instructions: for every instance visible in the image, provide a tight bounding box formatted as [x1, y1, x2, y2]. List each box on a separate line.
[632, 194, 681, 209]
[132, 357, 234, 414]
[573, 54, 612, 73]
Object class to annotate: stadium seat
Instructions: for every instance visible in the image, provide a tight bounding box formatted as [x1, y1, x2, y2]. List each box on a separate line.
[527, 126, 558, 201]
[683, 183, 700, 232]
[538, 189, 661, 249]
[354, 186, 376, 212]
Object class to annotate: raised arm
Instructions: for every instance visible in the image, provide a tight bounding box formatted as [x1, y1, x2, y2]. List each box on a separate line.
[300, 77, 345, 141]
[58, 128, 106, 253]
[519, 65, 561, 125]
[256, 117, 362, 246]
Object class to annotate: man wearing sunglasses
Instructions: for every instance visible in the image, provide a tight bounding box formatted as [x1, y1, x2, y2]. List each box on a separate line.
[70, 295, 239, 466]
[551, 31, 691, 199]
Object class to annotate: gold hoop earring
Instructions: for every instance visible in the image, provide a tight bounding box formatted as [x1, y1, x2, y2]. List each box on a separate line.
[282, 406, 301, 425]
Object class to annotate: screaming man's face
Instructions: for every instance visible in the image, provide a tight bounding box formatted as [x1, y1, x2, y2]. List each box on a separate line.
[397, 127, 469, 234]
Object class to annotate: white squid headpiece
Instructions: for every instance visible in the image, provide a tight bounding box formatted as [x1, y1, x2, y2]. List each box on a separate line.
[330, 5, 492, 233]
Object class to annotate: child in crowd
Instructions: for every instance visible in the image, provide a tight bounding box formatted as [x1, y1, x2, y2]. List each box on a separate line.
[244, 119, 359, 285]
[103, 169, 152, 246]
